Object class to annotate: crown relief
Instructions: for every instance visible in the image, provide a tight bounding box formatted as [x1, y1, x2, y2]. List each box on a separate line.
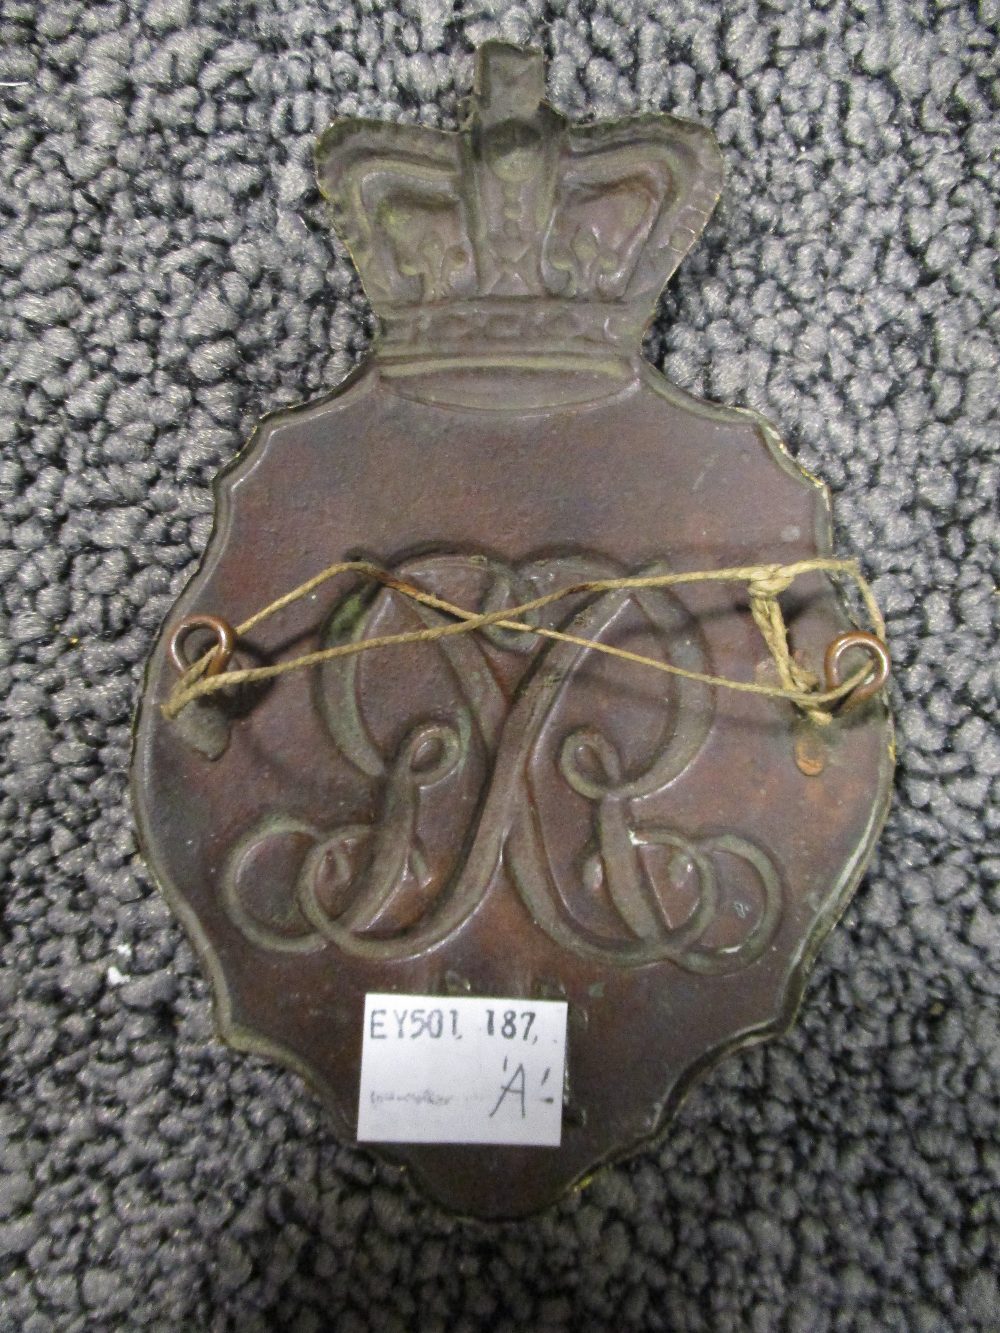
[315, 42, 724, 360]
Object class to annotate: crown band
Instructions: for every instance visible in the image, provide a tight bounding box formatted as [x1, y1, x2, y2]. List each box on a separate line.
[378, 297, 647, 365]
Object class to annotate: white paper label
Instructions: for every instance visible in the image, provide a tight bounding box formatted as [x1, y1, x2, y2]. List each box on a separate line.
[357, 994, 568, 1146]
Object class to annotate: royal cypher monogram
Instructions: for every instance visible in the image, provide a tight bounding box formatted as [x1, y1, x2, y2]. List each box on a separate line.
[223, 553, 782, 971]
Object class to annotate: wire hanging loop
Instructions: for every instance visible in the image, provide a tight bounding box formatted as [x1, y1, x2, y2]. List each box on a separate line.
[823, 631, 891, 712]
[168, 614, 237, 680]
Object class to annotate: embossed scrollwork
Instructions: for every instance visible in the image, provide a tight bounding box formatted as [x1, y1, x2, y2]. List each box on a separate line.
[221, 551, 784, 971]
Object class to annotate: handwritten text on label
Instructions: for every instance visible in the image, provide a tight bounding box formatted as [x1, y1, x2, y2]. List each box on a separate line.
[357, 994, 568, 1146]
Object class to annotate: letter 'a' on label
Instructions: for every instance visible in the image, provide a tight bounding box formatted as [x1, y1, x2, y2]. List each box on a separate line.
[357, 994, 568, 1146]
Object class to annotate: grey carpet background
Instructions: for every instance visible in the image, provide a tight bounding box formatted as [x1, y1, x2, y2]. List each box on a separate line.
[1, 0, 998, 1329]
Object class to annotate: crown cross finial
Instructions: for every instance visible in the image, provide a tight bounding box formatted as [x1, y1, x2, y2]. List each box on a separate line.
[473, 41, 546, 120]
[467, 45, 561, 298]
[316, 43, 724, 367]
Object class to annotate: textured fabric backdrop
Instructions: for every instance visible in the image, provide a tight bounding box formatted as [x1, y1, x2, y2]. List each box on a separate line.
[1, 1, 997, 1329]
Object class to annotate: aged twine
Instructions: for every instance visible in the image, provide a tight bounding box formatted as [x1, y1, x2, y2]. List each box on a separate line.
[161, 557, 887, 726]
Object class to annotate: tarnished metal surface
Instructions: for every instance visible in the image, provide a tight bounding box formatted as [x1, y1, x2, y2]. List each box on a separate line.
[131, 42, 893, 1219]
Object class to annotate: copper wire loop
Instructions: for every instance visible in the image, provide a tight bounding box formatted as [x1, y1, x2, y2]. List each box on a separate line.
[168, 614, 237, 678]
[823, 631, 891, 711]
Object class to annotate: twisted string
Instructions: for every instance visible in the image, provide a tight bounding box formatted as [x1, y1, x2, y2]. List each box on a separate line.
[161, 557, 887, 723]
